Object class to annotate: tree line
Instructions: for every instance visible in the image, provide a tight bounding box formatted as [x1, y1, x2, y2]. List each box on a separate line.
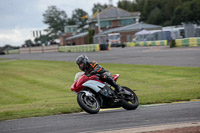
[24, 3, 107, 47]
[0, 45, 19, 55]
[24, 0, 200, 46]
[118, 0, 200, 26]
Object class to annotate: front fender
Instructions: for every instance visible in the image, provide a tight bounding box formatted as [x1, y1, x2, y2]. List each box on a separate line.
[82, 80, 105, 93]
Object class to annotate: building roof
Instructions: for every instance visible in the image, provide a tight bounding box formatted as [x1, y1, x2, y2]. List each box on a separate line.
[94, 23, 162, 36]
[66, 23, 161, 40]
[66, 32, 88, 40]
[91, 6, 140, 21]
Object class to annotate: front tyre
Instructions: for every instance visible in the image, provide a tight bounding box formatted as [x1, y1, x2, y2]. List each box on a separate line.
[121, 86, 139, 110]
[77, 91, 100, 114]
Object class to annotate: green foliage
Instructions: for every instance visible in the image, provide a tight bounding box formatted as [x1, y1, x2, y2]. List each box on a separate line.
[71, 8, 88, 28]
[88, 29, 95, 44]
[172, 0, 200, 25]
[118, 0, 138, 12]
[117, 0, 200, 26]
[67, 18, 76, 25]
[0, 60, 200, 120]
[43, 6, 68, 39]
[92, 3, 107, 14]
[147, 7, 163, 25]
[34, 35, 53, 45]
[24, 39, 33, 46]
[0, 45, 19, 54]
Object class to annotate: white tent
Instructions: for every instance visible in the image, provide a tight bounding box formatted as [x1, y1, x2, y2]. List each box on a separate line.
[135, 29, 162, 35]
[135, 30, 151, 35]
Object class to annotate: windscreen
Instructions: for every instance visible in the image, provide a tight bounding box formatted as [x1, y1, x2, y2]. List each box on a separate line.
[74, 72, 84, 82]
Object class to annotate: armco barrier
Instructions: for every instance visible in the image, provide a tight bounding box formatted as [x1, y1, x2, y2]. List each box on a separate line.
[126, 40, 167, 47]
[59, 44, 100, 53]
[175, 37, 200, 47]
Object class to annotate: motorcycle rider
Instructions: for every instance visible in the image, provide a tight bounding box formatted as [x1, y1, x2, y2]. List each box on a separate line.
[76, 55, 123, 94]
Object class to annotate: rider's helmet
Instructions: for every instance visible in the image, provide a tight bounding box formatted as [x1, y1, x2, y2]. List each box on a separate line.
[76, 55, 89, 71]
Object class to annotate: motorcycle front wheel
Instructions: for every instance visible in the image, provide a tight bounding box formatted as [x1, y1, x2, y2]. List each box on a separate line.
[121, 86, 139, 110]
[77, 91, 100, 114]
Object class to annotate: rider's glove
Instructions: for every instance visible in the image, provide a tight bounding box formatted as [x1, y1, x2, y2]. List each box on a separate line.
[86, 71, 96, 77]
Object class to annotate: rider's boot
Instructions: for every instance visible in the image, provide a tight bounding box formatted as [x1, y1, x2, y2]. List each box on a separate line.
[115, 86, 124, 95]
[106, 77, 124, 95]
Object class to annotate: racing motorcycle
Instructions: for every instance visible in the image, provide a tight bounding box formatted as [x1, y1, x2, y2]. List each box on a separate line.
[71, 72, 139, 114]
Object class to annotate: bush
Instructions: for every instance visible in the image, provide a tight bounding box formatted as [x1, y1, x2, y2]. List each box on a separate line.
[88, 29, 95, 44]
[0, 51, 6, 55]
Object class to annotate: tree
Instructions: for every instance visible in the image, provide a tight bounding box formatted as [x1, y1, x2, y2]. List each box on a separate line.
[134, 0, 145, 11]
[71, 8, 88, 28]
[24, 39, 33, 47]
[67, 18, 76, 25]
[34, 35, 53, 45]
[43, 6, 68, 39]
[92, 3, 107, 15]
[0, 44, 19, 54]
[140, 0, 162, 22]
[118, 0, 137, 12]
[172, 0, 200, 25]
[88, 29, 95, 44]
[117, 0, 200, 26]
[147, 7, 163, 25]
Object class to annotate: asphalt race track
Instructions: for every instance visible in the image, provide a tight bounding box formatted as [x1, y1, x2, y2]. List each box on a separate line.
[1, 46, 200, 67]
[0, 101, 200, 133]
[0, 46, 200, 132]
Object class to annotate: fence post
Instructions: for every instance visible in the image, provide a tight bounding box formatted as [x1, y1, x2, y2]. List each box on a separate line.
[29, 46, 31, 54]
[42, 46, 44, 53]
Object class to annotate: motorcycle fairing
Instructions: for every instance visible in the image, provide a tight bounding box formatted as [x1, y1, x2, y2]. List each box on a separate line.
[82, 80, 105, 93]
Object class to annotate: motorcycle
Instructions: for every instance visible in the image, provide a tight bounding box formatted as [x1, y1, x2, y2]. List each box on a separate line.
[71, 72, 139, 114]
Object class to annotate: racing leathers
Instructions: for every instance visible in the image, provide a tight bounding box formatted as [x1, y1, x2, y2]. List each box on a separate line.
[84, 61, 122, 93]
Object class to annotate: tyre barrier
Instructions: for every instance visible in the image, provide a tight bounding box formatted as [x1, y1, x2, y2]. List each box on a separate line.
[126, 40, 167, 47]
[126, 42, 136, 47]
[59, 44, 100, 53]
[175, 37, 200, 47]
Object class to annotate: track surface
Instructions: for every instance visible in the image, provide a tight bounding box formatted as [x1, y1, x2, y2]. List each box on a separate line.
[1, 46, 200, 132]
[1, 46, 200, 67]
[0, 101, 200, 133]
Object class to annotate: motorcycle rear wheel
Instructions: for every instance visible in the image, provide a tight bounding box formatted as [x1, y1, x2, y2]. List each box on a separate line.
[121, 86, 139, 110]
[77, 92, 100, 114]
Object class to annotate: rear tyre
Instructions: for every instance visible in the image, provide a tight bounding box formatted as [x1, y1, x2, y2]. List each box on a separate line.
[121, 86, 139, 110]
[77, 91, 100, 114]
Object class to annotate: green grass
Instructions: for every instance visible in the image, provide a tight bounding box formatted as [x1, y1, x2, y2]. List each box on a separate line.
[0, 58, 6, 61]
[0, 60, 200, 121]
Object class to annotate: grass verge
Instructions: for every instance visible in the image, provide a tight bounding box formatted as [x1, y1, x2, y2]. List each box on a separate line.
[0, 58, 6, 61]
[0, 60, 200, 120]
